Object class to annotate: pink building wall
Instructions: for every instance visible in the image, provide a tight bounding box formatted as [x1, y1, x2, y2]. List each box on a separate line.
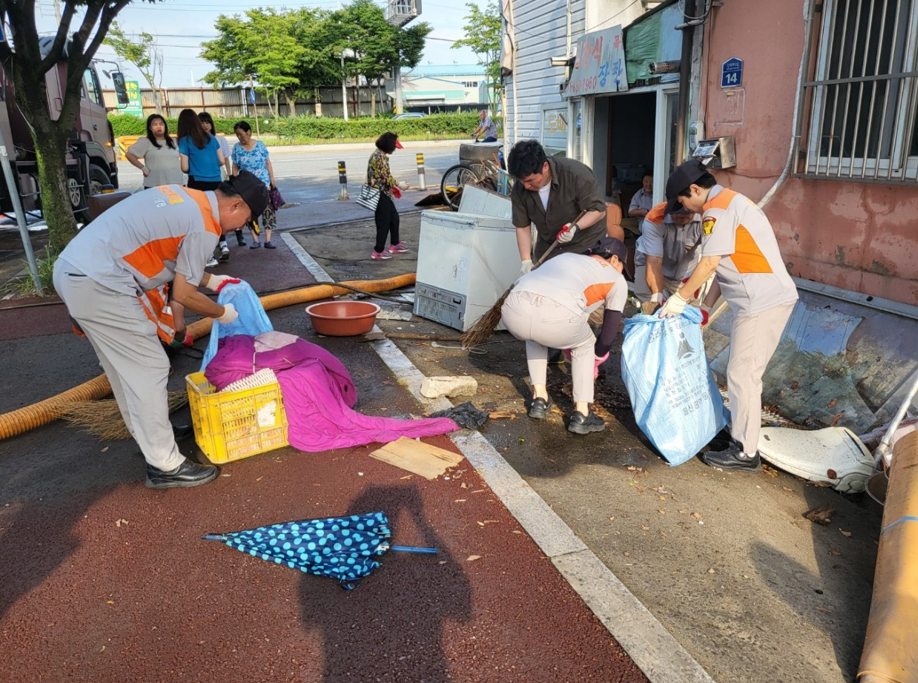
[700, 0, 918, 305]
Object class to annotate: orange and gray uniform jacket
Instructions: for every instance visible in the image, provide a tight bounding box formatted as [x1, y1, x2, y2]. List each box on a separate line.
[700, 186, 798, 317]
[635, 202, 704, 282]
[58, 185, 222, 341]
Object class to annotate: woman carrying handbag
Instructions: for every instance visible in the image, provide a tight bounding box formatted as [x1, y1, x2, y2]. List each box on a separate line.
[365, 132, 409, 260]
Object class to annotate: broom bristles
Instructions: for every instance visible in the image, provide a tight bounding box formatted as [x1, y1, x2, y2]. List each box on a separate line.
[58, 390, 189, 441]
[461, 287, 513, 347]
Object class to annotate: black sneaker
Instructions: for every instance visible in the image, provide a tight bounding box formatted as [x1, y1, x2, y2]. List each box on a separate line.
[236, 231, 246, 247]
[528, 397, 550, 420]
[702, 443, 762, 472]
[567, 410, 605, 435]
[146, 460, 220, 489]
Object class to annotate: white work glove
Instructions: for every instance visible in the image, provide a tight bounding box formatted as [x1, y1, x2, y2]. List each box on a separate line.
[651, 292, 663, 304]
[556, 222, 578, 244]
[658, 291, 688, 318]
[519, 259, 533, 276]
[206, 274, 241, 293]
[141, 165, 151, 177]
[216, 303, 238, 325]
[398, 180, 410, 190]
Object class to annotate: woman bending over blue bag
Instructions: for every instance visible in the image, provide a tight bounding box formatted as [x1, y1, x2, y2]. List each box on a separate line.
[501, 237, 628, 435]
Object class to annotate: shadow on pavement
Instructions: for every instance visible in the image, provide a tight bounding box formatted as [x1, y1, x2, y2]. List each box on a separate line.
[298, 483, 472, 681]
[749, 483, 879, 681]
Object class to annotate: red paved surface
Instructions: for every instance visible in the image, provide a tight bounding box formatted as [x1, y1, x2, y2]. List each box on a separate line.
[0, 438, 646, 682]
[0, 232, 648, 683]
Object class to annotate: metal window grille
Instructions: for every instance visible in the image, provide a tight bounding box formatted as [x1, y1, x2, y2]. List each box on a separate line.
[801, 0, 918, 182]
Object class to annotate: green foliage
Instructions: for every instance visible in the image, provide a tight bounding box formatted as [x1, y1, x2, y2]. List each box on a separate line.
[108, 112, 482, 142]
[452, 1, 503, 106]
[200, 1, 430, 116]
[104, 21, 164, 109]
[274, 112, 479, 140]
[1, 246, 58, 299]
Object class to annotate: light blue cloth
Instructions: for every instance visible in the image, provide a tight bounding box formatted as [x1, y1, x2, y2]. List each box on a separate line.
[621, 307, 727, 465]
[200, 281, 273, 371]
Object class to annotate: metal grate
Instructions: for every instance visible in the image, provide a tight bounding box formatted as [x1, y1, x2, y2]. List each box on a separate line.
[801, 0, 918, 182]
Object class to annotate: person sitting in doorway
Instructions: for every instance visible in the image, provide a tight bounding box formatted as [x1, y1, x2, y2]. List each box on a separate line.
[628, 172, 654, 218]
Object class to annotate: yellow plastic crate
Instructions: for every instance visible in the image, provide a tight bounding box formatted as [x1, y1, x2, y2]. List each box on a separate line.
[185, 371, 289, 464]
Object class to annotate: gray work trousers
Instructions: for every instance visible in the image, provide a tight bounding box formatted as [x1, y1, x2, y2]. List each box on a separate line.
[53, 259, 185, 472]
[727, 301, 796, 454]
[501, 290, 597, 404]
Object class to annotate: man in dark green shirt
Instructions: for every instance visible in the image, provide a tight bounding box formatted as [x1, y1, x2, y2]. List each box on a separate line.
[508, 140, 608, 275]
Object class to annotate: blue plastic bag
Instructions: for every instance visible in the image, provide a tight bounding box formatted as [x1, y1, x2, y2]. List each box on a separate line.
[200, 281, 274, 371]
[621, 307, 727, 466]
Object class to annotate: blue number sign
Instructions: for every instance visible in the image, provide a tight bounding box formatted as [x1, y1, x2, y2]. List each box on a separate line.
[721, 58, 743, 88]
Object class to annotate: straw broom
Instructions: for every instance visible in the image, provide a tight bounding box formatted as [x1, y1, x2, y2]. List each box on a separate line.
[460, 211, 587, 347]
[57, 390, 189, 441]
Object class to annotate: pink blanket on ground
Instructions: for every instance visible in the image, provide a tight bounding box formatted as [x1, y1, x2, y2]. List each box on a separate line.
[204, 335, 458, 452]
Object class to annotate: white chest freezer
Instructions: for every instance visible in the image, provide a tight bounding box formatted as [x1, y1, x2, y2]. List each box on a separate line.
[414, 211, 520, 332]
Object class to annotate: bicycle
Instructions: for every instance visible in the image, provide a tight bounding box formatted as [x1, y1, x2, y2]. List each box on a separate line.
[440, 145, 512, 211]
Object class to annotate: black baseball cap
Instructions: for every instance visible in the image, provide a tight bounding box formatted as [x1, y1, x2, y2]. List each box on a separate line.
[228, 170, 269, 217]
[587, 237, 628, 262]
[665, 159, 708, 214]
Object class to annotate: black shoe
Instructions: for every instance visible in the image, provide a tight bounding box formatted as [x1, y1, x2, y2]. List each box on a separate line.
[172, 423, 195, 441]
[146, 460, 220, 489]
[567, 410, 605, 435]
[528, 397, 550, 420]
[236, 234, 246, 247]
[702, 444, 762, 472]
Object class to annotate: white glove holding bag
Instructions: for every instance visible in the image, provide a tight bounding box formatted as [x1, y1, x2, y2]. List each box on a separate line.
[217, 303, 238, 325]
[658, 291, 688, 318]
[519, 259, 533, 276]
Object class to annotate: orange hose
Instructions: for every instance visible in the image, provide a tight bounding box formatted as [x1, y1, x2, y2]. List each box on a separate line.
[0, 274, 416, 441]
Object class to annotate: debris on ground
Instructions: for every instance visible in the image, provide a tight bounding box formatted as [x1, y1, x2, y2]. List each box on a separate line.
[803, 504, 836, 525]
[430, 401, 489, 429]
[420, 375, 478, 398]
[369, 437, 464, 479]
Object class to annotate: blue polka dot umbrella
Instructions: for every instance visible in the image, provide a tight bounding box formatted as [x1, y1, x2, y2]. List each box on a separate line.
[204, 511, 436, 590]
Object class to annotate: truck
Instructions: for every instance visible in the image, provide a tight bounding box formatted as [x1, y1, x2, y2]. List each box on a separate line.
[0, 37, 127, 222]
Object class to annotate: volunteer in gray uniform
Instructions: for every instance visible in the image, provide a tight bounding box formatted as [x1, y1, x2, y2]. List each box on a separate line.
[633, 201, 704, 314]
[53, 172, 269, 489]
[502, 237, 629, 435]
[508, 140, 607, 275]
[661, 160, 798, 472]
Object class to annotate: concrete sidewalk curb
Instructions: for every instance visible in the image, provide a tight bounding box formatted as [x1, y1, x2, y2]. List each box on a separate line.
[282, 231, 715, 683]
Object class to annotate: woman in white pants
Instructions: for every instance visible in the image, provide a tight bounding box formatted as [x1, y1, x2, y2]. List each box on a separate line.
[501, 237, 629, 435]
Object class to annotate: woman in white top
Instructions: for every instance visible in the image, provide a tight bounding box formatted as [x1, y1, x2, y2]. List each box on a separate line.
[125, 114, 183, 189]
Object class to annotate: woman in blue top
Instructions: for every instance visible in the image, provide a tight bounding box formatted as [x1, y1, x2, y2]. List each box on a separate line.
[231, 121, 277, 249]
[177, 109, 229, 263]
[177, 109, 224, 189]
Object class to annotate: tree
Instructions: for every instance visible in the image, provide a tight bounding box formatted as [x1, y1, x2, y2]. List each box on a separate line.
[0, 0, 157, 251]
[103, 20, 164, 112]
[452, 1, 502, 108]
[202, 8, 340, 118]
[331, 0, 431, 117]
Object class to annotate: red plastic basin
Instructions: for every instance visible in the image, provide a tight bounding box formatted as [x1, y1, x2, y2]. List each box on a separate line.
[306, 301, 381, 336]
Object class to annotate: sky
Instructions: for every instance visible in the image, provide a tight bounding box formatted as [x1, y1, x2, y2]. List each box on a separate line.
[35, 0, 488, 88]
